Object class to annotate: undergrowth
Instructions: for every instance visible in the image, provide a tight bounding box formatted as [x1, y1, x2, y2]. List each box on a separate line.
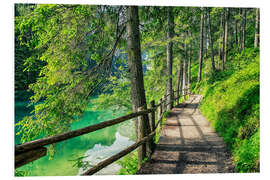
[191, 48, 260, 172]
[117, 151, 139, 175]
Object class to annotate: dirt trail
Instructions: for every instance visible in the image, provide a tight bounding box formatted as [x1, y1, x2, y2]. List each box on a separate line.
[138, 95, 234, 174]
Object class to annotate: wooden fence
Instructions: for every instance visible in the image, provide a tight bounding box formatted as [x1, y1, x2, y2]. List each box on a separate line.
[15, 88, 190, 175]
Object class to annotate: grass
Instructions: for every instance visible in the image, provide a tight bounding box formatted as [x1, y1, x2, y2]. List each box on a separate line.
[191, 48, 260, 172]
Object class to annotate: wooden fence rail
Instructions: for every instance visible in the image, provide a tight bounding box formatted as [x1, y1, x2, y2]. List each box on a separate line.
[15, 88, 190, 174]
[82, 131, 156, 175]
[15, 109, 155, 153]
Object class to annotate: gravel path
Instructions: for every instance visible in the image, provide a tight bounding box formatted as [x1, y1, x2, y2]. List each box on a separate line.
[138, 95, 234, 174]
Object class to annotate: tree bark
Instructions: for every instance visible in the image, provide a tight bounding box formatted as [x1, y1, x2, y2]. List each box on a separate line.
[206, 8, 215, 72]
[238, 8, 242, 50]
[234, 10, 238, 48]
[204, 10, 208, 58]
[198, 7, 204, 82]
[126, 6, 151, 163]
[230, 26, 233, 49]
[223, 8, 229, 70]
[188, 32, 192, 94]
[242, 8, 246, 51]
[218, 13, 223, 69]
[221, 9, 226, 71]
[176, 57, 183, 104]
[148, 100, 155, 153]
[166, 7, 174, 110]
[229, 9, 234, 49]
[254, 8, 259, 48]
[182, 41, 187, 95]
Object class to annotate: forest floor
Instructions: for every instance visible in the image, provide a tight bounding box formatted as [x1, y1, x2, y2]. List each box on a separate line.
[138, 95, 234, 174]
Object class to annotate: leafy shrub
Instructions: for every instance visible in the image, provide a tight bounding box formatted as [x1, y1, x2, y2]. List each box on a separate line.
[117, 151, 139, 175]
[233, 130, 260, 172]
[15, 170, 30, 176]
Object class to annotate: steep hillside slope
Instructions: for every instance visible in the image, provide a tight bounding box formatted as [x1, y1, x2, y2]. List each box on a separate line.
[191, 48, 260, 172]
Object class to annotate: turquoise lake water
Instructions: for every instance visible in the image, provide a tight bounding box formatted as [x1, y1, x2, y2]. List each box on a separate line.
[15, 101, 135, 176]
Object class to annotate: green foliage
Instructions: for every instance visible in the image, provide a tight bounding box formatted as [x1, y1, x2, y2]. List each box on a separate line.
[117, 151, 139, 175]
[117, 151, 149, 175]
[233, 130, 260, 172]
[91, 67, 131, 112]
[15, 169, 30, 177]
[195, 48, 260, 172]
[143, 50, 167, 103]
[15, 5, 125, 143]
[68, 155, 94, 171]
[15, 4, 41, 91]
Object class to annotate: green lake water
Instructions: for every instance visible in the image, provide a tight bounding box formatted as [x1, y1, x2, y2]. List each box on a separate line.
[15, 101, 135, 176]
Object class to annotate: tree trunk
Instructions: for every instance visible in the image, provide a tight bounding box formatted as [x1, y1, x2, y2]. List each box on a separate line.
[223, 8, 229, 70]
[204, 10, 208, 58]
[176, 68, 180, 104]
[230, 26, 233, 49]
[221, 10, 225, 71]
[182, 42, 187, 95]
[188, 32, 192, 94]
[176, 57, 183, 103]
[126, 6, 151, 165]
[229, 9, 234, 49]
[222, 9, 226, 71]
[238, 8, 242, 50]
[198, 7, 204, 82]
[242, 8, 246, 51]
[206, 8, 215, 72]
[254, 8, 259, 48]
[219, 14, 223, 69]
[234, 12, 238, 48]
[166, 7, 174, 110]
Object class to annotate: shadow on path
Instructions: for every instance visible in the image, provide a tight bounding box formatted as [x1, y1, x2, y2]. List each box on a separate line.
[137, 95, 234, 174]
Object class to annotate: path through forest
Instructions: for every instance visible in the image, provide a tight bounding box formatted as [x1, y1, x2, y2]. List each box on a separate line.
[138, 95, 234, 174]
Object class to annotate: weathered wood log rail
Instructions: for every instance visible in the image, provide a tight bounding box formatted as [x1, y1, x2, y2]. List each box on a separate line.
[15, 88, 190, 175]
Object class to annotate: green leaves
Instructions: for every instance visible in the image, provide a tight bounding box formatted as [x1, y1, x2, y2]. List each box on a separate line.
[15, 5, 127, 144]
[118, 151, 139, 175]
[15, 169, 30, 177]
[68, 155, 94, 171]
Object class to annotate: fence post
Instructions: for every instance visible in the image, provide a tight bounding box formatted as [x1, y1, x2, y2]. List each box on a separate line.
[175, 90, 177, 106]
[182, 88, 185, 99]
[172, 90, 174, 108]
[158, 99, 162, 121]
[177, 88, 180, 106]
[148, 100, 155, 153]
[137, 106, 146, 169]
[163, 95, 166, 112]
[149, 100, 155, 133]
